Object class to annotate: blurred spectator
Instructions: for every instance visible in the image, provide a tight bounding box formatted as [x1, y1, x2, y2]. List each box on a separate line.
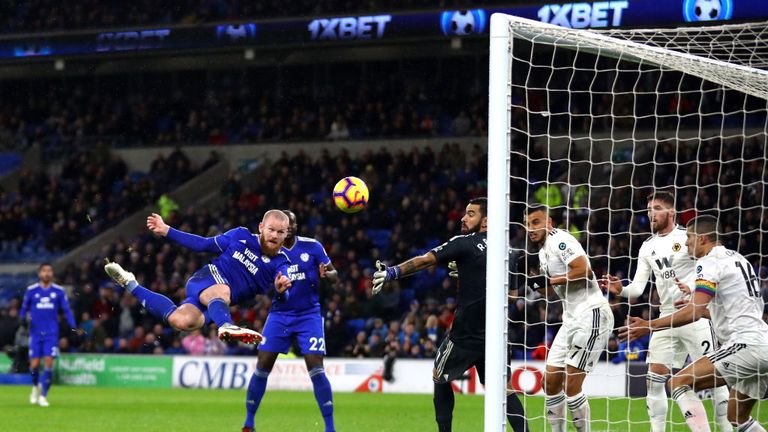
[182, 329, 206, 355]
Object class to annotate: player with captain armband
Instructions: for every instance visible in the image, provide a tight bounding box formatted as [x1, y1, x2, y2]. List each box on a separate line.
[626, 215, 768, 432]
[601, 191, 730, 431]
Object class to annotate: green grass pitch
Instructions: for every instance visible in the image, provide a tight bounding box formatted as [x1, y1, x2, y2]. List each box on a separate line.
[1, 386, 766, 431]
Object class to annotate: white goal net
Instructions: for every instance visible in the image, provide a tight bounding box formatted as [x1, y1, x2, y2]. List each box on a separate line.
[486, 15, 768, 431]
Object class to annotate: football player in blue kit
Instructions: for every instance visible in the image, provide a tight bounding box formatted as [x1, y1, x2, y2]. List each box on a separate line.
[20, 263, 77, 407]
[105, 209, 292, 344]
[242, 210, 338, 432]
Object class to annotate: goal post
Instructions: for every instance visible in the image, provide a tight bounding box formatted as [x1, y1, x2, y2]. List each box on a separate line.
[486, 13, 768, 431]
[486, 12, 513, 432]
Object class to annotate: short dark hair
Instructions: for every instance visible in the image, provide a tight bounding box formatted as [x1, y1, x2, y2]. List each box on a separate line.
[38, 262, 52, 270]
[525, 203, 549, 217]
[647, 191, 675, 208]
[468, 197, 487, 217]
[686, 215, 719, 242]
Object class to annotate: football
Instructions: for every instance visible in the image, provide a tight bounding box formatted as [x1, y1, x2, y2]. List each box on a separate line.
[333, 176, 369, 213]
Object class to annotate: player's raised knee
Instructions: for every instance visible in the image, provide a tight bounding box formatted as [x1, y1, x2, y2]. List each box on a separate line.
[167, 313, 202, 331]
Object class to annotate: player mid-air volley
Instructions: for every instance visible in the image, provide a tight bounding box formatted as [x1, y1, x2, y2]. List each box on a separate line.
[105, 210, 292, 343]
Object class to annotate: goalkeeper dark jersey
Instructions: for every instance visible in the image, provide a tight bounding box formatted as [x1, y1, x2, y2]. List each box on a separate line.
[430, 231, 490, 351]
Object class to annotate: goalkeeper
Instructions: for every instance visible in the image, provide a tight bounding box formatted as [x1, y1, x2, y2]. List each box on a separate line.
[372, 197, 528, 432]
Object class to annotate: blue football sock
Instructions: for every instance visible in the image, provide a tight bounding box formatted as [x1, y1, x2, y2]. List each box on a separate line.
[130, 284, 177, 322]
[41, 368, 52, 396]
[309, 367, 335, 432]
[31, 367, 39, 386]
[244, 368, 270, 428]
[207, 298, 232, 327]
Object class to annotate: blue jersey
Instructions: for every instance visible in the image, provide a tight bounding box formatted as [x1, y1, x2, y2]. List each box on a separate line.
[209, 227, 291, 303]
[20, 283, 76, 337]
[272, 236, 331, 314]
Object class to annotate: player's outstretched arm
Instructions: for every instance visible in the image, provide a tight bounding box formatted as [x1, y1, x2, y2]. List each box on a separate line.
[631, 290, 712, 335]
[149, 213, 223, 253]
[609, 254, 652, 299]
[372, 253, 436, 294]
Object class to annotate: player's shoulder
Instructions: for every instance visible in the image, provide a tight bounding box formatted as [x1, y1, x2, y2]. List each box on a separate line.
[25, 283, 38, 291]
[51, 283, 65, 291]
[275, 250, 291, 263]
[296, 236, 323, 248]
[547, 228, 577, 246]
[446, 233, 473, 243]
[671, 225, 688, 238]
[696, 250, 720, 267]
[711, 246, 740, 261]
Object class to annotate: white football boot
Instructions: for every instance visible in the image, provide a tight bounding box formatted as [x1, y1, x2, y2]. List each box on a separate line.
[104, 262, 137, 288]
[217, 323, 265, 345]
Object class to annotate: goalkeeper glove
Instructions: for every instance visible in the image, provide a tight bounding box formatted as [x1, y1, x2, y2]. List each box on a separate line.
[373, 260, 400, 295]
[448, 261, 458, 278]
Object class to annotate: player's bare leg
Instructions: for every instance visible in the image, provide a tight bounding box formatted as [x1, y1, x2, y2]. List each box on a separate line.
[564, 365, 591, 432]
[729, 389, 764, 431]
[544, 365, 567, 432]
[166, 304, 206, 331]
[647, 363, 672, 431]
[669, 356, 723, 432]
[199, 284, 264, 344]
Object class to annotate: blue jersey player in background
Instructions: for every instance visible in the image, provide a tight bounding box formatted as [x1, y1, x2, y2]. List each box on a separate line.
[20, 263, 77, 407]
[243, 210, 338, 432]
[105, 209, 292, 344]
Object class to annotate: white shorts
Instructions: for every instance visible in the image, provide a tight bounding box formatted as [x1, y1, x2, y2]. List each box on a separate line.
[647, 317, 717, 369]
[708, 343, 768, 400]
[547, 304, 614, 373]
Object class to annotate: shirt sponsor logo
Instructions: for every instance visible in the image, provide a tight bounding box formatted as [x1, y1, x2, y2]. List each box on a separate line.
[231, 248, 260, 275]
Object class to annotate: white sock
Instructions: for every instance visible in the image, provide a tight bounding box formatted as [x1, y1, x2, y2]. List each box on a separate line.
[566, 392, 591, 432]
[545, 392, 567, 432]
[646, 372, 669, 432]
[712, 385, 732, 431]
[672, 385, 711, 432]
[736, 418, 766, 432]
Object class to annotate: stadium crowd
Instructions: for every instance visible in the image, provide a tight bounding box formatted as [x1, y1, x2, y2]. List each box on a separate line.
[0, 148, 216, 262]
[0, 62, 488, 156]
[2, 139, 766, 365]
[0, 0, 511, 34]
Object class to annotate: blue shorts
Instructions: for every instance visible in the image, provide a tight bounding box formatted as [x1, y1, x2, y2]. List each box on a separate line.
[260, 312, 325, 355]
[182, 264, 231, 312]
[29, 334, 59, 359]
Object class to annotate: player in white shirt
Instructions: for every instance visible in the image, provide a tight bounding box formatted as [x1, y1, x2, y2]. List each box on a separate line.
[627, 216, 768, 432]
[600, 192, 730, 431]
[525, 205, 613, 432]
